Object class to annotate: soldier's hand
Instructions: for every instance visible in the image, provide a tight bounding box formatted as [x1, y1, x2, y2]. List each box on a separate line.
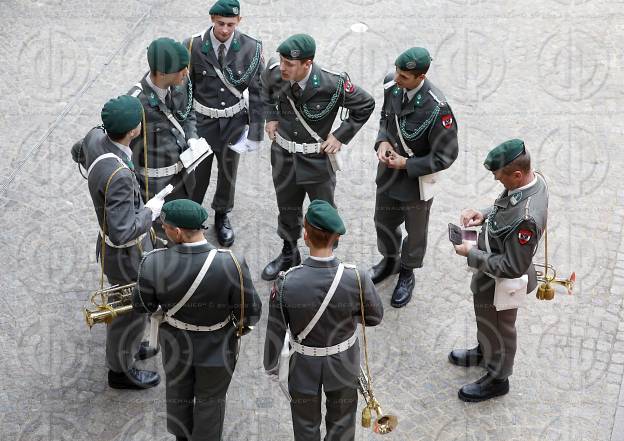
[377, 141, 394, 163]
[321, 134, 342, 154]
[386, 152, 407, 169]
[460, 209, 485, 227]
[265, 121, 279, 141]
[453, 240, 473, 257]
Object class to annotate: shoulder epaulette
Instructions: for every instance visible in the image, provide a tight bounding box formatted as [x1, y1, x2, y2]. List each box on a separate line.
[428, 90, 446, 106]
[321, 67, 341, 76]
[280, 264, 304, 278]
[384, 80, 395, 90]
[191, 31, 203, 38]
[130, 82, 143, 98]
[343, 263, 357, 269]
[268, 56, 279, 70]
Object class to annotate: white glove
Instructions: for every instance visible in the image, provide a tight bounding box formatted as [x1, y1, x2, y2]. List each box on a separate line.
[244, 139, 261, 152]
[145, 196, 165, 221]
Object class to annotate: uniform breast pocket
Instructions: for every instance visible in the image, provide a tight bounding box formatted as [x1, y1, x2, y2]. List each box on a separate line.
[194, 62, 217, 79]
[305, 99, 334, 116]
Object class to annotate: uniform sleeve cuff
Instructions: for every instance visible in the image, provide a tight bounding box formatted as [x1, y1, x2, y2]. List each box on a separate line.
[467, 248, 485, 269]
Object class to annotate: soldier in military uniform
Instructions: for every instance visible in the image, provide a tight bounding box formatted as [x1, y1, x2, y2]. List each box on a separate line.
[450, 139, 548, 402]
[71, 96, 162, 389]
[260, 33, 375, 281]
[370, 47, 459, 308]
[264, 200, 384, 441]
[128, 37, 202, 237]
[185, 0, 265, 247]
[133, 199, 262, 441]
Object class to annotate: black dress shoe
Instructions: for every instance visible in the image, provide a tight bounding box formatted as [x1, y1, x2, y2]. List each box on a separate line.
[448, 345, 484, 367]
[108, 367, 160, 390]
[261, 243, 301, 281]
[134, 340, 159, 361]
[458, 374, 509, 402]
[215, 213, 235, 247]
[369, 257, 400, 284]
[390, 267, 414, 308]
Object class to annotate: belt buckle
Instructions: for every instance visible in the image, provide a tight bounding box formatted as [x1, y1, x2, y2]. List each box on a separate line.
[224, 107, 232, 118]
[288, 141, 295, 154]
[302, 144, 311, 154]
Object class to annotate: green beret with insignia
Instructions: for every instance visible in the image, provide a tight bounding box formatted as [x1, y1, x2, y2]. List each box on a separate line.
[305, 200, 346, 235]
[209, 0, 240, 16]
[161, 199, 208, 230]
[277, 34, 316, 60]
[395, 47, 432, 73]
[484, 139, 526, 171]
[101, 95, 143, 135]
[147, 37, 190, 74]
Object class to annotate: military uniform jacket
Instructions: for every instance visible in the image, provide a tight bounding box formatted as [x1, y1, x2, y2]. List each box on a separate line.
[132, 242, 262, 368]
[467, 174, 549, 295]
[375, 75, 459, 202]
[80, 127, 153, 284]
[185, 28, 265, 148]
[127, 75, 198, 199]
[263, 257, 383, 394]
[261, 60, 375, 184]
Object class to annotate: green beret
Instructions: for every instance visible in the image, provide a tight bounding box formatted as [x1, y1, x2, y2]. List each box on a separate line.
[305, 200, 346, 235]
[277, 34, 316, 60]
[147, 37, 190, 74]
[484, 139, 526, 172]
[101, 95, 143, 135]
[395, 47, 431, 72]
[161, 199, 208, 230]
[209, 0, 240, 16]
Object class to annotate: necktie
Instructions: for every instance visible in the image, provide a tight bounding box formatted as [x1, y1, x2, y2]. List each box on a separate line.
[123, 156, 134, 170]
[402, 91, 410, 108]
[291, 82, 302, 100]
[165, 90, 173, 109]
[218, 44, 226, 67]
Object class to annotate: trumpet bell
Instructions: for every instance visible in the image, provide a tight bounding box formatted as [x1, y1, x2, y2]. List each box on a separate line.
[374, 414, 398, 434]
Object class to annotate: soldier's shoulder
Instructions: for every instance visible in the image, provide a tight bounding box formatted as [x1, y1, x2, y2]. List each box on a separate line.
[383, 71, 395, 88]
[238, 31, 262, 45]
[127, 79, 146, 99]
[425, 81, 450, 107]
[140, 247, 167, 265]
[320, 65, 343, 78]
[280, 264, 304, 280]
[266, 56, 280, 71]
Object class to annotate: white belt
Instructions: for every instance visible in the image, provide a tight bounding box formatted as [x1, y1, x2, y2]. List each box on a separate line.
[100, 230, 146, 249]
[193, 98, 246, 118]
[136, 161, 183, 178]
[164, 315, 231, 332]
[275, 133, 322, 154]
[290, 333, 358, 357]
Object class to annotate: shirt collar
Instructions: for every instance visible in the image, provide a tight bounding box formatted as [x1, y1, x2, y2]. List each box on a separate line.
[509, 172, 537, 195]
[109, 138, 132, 161]
[211, 27, 234, 55]
[145, 75, 169, 102]
[404, 80, 425, 101]
[308, 254, 335, 262]
[183, 239, 208, 247]
[290, 64, 313, 90]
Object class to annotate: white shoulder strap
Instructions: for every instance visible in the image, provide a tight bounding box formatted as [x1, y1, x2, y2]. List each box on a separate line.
[394, 114, 415, 157]
[286, 96, 323, 143]
[86, 153, 126, 178]
[166, 249, 218, 317]
[296, 263, 345, 342]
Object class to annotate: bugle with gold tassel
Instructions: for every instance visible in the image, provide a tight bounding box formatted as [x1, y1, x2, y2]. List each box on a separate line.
[84, 283, 135, 328]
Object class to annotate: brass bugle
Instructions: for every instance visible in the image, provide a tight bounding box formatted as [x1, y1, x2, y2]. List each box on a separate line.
[84, 283, 135, 328]
[357, 366, 398, 435]
[535, 263, 576, 300]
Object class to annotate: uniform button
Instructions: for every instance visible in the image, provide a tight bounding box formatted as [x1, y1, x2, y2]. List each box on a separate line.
[202, 70, 206, 76]
[293, 131, 298, 136]
[220, 88, 225, 92]
[316, 104, 320, 109]
[221, 101, 226, 106]
[295, 117, 299, 121]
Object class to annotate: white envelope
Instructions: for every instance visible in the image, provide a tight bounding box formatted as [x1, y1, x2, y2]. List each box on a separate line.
[493, 274, 528, 311]
[419, 171, 442, 201]
[229, 126, 249, 154]
[278, 332, 293, 402]
[180, 137, 213, 172]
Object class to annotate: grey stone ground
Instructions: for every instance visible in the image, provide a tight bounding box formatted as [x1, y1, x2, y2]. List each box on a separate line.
[0, 0, 623, 440]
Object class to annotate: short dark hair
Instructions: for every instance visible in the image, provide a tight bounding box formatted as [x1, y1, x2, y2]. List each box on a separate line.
[501, 150, 531, 175]
[304, 219, 338, 248]
[405, 66, 429, 76]
[106, 131, 128, 142]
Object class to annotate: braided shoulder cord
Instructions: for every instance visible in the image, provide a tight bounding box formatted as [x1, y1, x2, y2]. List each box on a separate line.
[301, 75, 345, 121]
[223, 40, 262, 86]
[399, 105, 440, 141]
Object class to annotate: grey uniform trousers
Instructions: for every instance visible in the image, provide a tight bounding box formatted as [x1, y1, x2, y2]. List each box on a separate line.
[165, 361, 233, 441]
[191, 142, 240, 214]
[472, 275, 518, 379]
[290, 386, 358, 441]
[105, 274, 147, 373]
[271, 161, 335, 244]
[373, 192, 433, 269]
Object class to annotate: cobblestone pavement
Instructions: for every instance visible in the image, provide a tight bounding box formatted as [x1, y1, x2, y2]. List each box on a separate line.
[1, 0, 623, 440]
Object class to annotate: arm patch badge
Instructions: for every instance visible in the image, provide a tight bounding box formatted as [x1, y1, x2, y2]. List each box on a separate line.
[518, 229, 533, 245]
[343, 79, 355, 94]
[441, 114, 453, 129]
